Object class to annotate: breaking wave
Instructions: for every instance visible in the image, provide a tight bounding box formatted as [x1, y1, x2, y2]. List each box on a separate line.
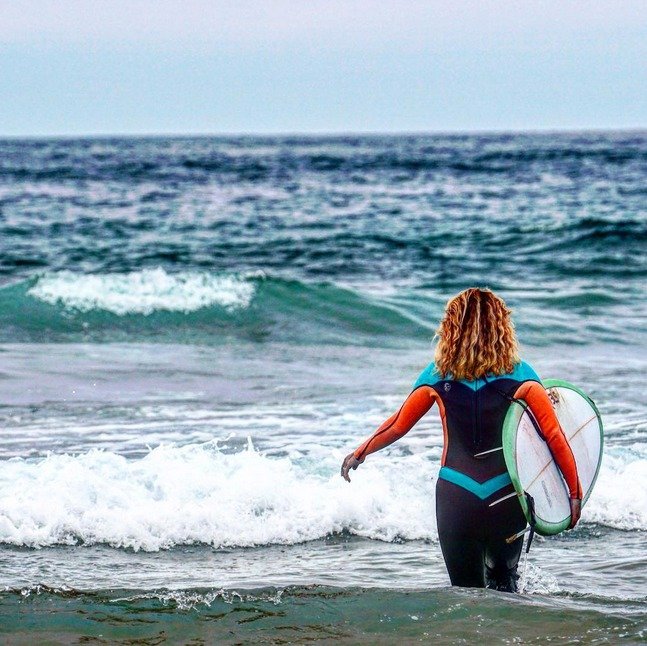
[0, 439, 643, 551]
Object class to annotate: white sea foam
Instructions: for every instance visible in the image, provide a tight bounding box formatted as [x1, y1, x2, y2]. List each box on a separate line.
[584, 446, 647, 531]
[0, 440, 643, 552]
[0, 440, 437, 551]
[518, 562, 560, 595]
[113, 588, 285, 610]
[27, 269, 256, 315]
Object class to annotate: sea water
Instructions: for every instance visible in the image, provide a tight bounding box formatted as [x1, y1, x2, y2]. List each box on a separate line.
[0, 133, 645, 643]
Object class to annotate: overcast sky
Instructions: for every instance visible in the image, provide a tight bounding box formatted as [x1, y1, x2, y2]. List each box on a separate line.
[1, 0, 645, 136]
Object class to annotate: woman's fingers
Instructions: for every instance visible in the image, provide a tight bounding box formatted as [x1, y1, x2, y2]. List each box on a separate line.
[341, 454, 351, 482]
[341, 453, 358, 482]
[341, 458, 350, 482]
[569, 498, 582, 529]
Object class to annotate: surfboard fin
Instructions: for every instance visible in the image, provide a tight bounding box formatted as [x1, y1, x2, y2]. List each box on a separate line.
[488, 491, 518, 507]
[474, 446, 503, 458]
[505, 526, 530, 544]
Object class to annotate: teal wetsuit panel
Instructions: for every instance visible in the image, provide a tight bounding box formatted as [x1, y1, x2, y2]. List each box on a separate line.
[414, 360, 540, 391]
[438, 466, 512, 500]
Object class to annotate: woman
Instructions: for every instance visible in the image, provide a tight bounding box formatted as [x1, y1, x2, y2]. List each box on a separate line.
[341, 288, 582, 592]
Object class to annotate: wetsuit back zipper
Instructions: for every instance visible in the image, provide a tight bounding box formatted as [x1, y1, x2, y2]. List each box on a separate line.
[474, 382, 480, 449]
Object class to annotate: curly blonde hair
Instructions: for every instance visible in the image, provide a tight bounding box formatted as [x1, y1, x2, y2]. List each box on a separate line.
[434, 288, 520, 380]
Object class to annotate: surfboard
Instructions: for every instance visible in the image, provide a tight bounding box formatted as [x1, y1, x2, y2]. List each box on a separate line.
[502, 379, 603, 536]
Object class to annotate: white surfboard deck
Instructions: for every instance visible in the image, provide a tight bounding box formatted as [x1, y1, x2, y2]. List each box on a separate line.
[502, 379, 603, 536]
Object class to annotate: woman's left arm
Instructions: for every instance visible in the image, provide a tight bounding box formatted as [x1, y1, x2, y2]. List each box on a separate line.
[514, 380, 583, 527]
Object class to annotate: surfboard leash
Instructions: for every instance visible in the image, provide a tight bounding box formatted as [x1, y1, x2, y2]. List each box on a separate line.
[524, 492, 537, 553]
[504, 491, 537, 551]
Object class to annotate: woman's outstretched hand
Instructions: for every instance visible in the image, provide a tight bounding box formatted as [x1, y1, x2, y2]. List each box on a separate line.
[341, 452, 361, 482]
[569, 497, 582, 529]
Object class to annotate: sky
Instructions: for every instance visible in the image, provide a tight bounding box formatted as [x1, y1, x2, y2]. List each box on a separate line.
[1, 0, 646, 136]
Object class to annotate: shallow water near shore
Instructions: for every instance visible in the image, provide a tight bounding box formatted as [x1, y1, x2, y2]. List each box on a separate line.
[3, 584, 646, 644]
[0, 132, 645, 642]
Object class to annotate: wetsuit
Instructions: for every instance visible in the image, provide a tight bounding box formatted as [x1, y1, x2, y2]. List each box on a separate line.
[353, 361, 581, 592]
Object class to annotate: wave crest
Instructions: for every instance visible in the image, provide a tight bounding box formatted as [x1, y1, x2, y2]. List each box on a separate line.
[0, 441, 437, 551]
[0, 269, 642, 346]
[0, 440, 643, 551]
[0, 270, 429, 345]
[27, 269, 256, 315]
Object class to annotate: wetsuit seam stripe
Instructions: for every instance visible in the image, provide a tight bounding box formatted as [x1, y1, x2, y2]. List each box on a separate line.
[560, 427, 582, 498]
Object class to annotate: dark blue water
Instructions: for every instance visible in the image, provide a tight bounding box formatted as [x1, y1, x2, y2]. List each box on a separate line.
[1, 133, 645, 346]
[0, 133, 645, 643]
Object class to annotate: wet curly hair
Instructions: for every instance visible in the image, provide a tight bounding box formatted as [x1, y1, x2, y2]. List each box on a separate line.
[434, 288, 520, 380]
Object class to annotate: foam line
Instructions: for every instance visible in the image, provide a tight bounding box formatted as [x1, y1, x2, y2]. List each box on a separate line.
[27, 269, 256, 315]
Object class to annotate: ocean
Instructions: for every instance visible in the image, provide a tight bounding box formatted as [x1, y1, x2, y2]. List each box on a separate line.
[0, 132, 645, 643]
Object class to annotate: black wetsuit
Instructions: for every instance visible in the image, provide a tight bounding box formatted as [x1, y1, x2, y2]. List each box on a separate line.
[415, 361, 540, 592]
[353, 361, 580, 591]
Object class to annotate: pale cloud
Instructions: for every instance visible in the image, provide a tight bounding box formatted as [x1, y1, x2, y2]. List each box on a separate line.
[1, 0, 645, 50]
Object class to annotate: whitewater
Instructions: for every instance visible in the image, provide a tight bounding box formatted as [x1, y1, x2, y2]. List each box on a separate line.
[1, 436, 645, 552]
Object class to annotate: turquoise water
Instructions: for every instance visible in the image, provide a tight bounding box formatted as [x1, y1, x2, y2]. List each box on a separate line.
[0, 133, 645, 643]
[4, 585, 646, 644]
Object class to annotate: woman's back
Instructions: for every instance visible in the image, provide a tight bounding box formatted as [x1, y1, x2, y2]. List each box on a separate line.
[414, 360, 541, 482]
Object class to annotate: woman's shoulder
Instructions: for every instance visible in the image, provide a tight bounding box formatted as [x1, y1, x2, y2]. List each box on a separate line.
[505, 360, 541, 382]
[412, 359, 541, 389]
[413, 361, 442, 388]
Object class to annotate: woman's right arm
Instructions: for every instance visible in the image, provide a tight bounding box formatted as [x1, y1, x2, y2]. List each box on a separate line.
[341, 386, 436, 482]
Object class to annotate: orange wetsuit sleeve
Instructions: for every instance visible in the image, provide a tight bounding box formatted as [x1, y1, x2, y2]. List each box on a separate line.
[353, 386, 436, 461]
[514, 380, 583, 499]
